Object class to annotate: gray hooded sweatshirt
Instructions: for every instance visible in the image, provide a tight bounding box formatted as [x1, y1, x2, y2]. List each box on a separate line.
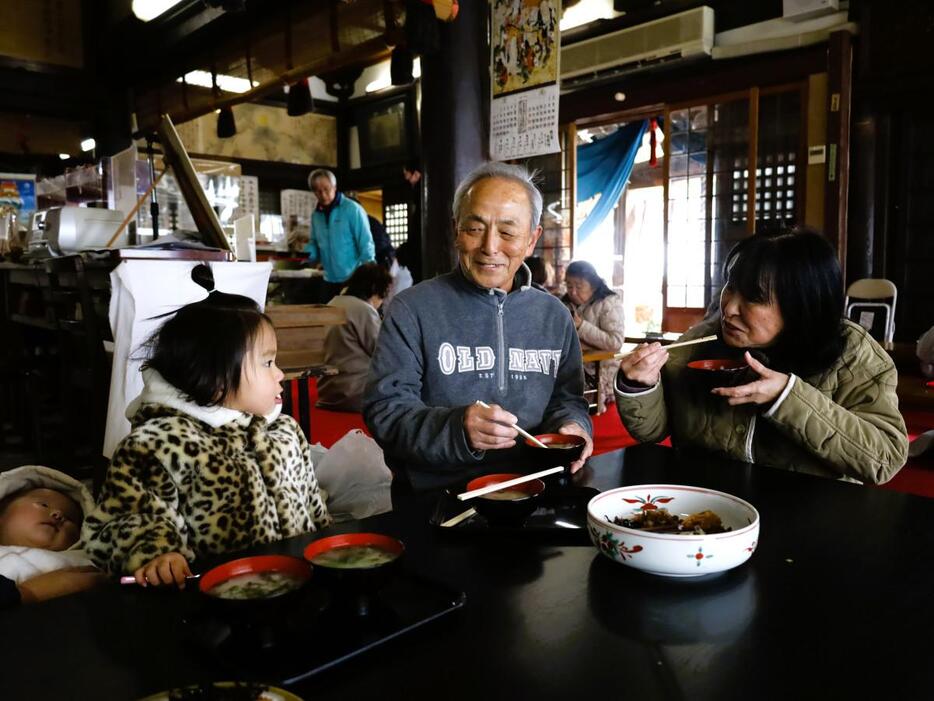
[363, 264, 591, 489]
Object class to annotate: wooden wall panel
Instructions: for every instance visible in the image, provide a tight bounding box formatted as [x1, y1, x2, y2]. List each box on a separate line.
[892, 113, 934, 342]
[805, 73, 827, 232]
[0, 1, 84, 69]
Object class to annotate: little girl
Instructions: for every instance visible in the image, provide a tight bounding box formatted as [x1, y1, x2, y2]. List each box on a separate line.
[83, 277, 331, 586]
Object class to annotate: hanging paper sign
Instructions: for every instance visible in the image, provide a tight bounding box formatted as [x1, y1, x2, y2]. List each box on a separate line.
[491, 84, 560, 161]
[490, 0, 561, 161]
[0, 173, 37, 214]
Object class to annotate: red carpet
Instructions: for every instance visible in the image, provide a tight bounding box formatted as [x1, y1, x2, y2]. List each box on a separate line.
[282, 377, 369, 448]
[589, 405, 640, 454]
[286, 379, 933, 498]
[879, 409, 934, 498]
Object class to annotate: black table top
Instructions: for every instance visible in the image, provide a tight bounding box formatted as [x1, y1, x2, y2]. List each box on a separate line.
[3, 445, 933, 699]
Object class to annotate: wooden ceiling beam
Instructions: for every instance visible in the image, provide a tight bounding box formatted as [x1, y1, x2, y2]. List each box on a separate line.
[136, 31, 400, 132]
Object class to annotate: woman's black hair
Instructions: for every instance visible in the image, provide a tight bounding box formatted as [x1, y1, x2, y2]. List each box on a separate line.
[563, 260, 616, 303]
[721, 227, 845, 375]
[343, 262, 393, 301]
[142, 265, 273, 406]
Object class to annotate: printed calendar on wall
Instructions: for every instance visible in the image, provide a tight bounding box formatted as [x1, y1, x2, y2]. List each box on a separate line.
[491, 84, 560, 161]
[489, 1, 560, 162]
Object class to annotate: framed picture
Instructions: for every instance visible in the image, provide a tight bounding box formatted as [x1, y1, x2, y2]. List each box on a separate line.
[354, 92, 415, 166]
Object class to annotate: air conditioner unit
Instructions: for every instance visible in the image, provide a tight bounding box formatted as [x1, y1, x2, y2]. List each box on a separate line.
[561, 6, 714, 86]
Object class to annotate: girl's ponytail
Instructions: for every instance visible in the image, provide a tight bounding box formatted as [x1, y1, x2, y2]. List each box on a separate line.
[190, 263, 215, 295]
[190, 263, 257, 311]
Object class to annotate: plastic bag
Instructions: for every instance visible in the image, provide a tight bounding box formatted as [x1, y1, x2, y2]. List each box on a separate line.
[313, 430, 392, 522]
[918, 325, 934, 379]
[909, 430, 934, 458]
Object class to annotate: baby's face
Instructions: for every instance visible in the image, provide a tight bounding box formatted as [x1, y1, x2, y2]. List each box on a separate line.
[0, 488, 82, 551]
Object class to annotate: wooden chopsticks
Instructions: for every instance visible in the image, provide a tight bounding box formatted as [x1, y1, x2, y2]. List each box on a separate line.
[613, 334, 717, 360]
[456, 466, 564, 501]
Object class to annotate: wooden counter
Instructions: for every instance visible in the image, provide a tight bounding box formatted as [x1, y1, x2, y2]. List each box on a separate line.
[266, 303, 346, 373]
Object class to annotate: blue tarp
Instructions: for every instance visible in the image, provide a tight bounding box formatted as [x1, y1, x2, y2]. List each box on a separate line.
[576, 119, 648, 244]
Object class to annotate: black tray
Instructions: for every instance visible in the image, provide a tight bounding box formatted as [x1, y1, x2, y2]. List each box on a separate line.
[430, 484, 599, 543]
[181, 571, 466, 685]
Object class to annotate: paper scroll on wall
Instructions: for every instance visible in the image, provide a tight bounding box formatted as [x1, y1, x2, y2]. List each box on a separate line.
[490, 0, 561, 161]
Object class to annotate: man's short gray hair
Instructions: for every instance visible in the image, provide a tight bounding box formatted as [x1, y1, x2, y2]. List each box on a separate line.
[452, 161, 543, 232]
[308, 168, 337, 189]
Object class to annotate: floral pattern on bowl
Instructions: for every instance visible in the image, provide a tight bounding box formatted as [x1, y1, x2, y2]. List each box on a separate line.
[587, 484, 760, 577]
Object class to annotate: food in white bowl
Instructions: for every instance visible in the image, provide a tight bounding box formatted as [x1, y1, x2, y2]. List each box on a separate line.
[587, 484, 759, 577]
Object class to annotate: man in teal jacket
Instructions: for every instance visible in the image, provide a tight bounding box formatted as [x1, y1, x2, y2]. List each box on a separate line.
[305, 169, 375, 299]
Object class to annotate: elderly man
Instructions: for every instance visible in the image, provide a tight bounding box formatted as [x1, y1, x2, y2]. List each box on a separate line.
[364, 162, 592, 491]
[305, 168, 375, 299]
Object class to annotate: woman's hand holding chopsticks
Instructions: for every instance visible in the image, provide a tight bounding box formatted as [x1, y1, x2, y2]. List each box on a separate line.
[618, 335, 717, 386]
[619, 343, 670, 386]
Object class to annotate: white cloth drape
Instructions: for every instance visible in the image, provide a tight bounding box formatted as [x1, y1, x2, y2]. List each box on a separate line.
[103, 260, 271, 457]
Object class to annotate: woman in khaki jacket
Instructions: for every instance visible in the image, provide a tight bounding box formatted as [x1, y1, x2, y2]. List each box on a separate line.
[564, 261, 626, 415]
[615, 229, 908, 484]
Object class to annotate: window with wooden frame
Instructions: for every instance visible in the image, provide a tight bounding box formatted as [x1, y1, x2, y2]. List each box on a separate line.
[521, 125, 576, 289]
[383, 202, 409, 248]
[662, 84, 807, 331]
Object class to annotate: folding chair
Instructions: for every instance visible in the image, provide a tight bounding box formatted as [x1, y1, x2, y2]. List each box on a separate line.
[845, 278, 897, 349]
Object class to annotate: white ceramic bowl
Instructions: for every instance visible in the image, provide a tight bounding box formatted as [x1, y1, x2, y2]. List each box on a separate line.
[587, 484, 760, 577]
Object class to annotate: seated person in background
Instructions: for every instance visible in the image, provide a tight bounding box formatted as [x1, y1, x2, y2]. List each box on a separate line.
[918, 324, 934, 379]
[524, 256, 549, 292]
[365, 213, 395, 270]
[0, 465, 104, 608]
[564, 261, 626, 414]
[364, 161, 592, 492]
[83, 278, 330, 586]
[615, 228, 908, 484]
[317, 263, 393, 412]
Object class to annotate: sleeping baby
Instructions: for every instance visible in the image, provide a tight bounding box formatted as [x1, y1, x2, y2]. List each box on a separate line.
[0, 465, 105, 608]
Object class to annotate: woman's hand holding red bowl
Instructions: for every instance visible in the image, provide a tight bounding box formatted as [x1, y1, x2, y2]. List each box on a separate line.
[710, 351, 789, 406]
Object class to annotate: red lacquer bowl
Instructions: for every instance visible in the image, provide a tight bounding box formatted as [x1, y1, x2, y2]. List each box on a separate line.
[303, 533, 404, 614]
[465, 473, 545, 525]
[199, 554, 312, 618]
[524, 433, 587, 466]
[687, 359, 748, 372]
[687, 358, 750, 388]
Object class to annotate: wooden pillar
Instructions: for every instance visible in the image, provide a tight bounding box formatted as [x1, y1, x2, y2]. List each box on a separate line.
[825, 30, 853, 269]
[747, 87, 759, 235]
[336, 99, 350, 175]
[566, 123, 577, 242]
[846, 111, 878, 283]
[419, 1, 489, 279]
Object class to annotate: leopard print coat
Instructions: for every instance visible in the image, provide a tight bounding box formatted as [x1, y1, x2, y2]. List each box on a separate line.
[83, 404, 331, 575]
